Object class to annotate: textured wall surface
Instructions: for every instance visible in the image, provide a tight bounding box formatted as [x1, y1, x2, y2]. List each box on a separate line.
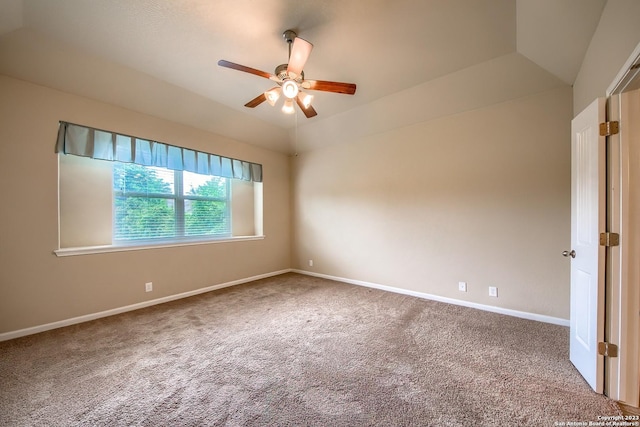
[292, 87, 573, 319]
[0, 75, 291, 333]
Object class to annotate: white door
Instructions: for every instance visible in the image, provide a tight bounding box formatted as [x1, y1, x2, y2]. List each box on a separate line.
[569, 98, 606, 393]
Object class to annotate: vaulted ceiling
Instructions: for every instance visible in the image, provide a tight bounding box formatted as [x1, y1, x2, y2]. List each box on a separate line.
[0, 0, 606, 153]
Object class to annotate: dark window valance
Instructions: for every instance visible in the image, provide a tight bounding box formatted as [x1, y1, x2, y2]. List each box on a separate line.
[55, 122, 263, 182]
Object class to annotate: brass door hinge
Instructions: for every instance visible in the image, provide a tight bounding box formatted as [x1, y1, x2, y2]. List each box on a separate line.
[599, 232, 620, 247]
[599, 121, 619, 136]
[598, 342, 618, 358]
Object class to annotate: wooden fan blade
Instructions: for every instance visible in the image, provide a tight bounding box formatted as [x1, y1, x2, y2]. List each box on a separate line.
[218, 60, 274, 80]
[244, 93, 267, 108]
[295, 95, 318, 118]
[304, 80, 357, 95]
[287, 37, 313, 77]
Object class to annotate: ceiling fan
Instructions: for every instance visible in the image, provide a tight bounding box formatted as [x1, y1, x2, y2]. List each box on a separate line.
[218, 30, 357, 118]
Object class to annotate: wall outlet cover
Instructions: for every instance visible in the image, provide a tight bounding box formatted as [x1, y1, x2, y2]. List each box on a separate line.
[458, 281, 467, 292]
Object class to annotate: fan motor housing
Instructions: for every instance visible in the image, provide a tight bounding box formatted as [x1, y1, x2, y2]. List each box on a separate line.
[275, 64, 304, 82]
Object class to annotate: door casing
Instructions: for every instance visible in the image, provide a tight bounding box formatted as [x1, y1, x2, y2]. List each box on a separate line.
[603, 41, 640, 407]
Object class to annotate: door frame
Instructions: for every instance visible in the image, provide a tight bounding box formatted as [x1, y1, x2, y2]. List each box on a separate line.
[604, 41, 640, 406]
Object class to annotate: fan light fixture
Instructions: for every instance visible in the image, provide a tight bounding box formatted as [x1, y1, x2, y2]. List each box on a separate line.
[282, 98, 295, 114]
[265, 87, 281, 106]
[282, 80, 299, 99]
[299, 92, 313, 109]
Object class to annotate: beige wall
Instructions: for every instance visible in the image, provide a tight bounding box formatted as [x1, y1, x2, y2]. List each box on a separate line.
[292, 87, 573, 319]
[573, 0, 640, 115]
[59, 154, 113, 247]
[231, 179, 258, 237]
[0, 75, 290, 334]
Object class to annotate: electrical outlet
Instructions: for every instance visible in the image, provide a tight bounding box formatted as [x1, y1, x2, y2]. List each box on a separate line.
[145, 282, 153, 292]
[308, 259, 313, 267]
[458, 281, 467, 292]
[489, 286, 498, 297]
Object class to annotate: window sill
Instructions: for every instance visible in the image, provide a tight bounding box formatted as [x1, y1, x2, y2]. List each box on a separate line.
[54, 235, 266, 257]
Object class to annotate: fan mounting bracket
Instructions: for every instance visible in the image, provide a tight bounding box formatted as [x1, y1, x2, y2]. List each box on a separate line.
[282, 30, 297, 44]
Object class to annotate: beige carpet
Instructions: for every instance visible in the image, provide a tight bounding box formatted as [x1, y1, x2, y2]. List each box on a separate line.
[0, 273, 620, 426]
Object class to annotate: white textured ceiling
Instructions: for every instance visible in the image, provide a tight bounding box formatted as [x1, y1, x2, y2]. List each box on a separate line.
[0, 0, 606, 153]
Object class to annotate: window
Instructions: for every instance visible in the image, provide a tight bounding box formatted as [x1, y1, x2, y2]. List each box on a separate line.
[113, 163, 231, 242]
[55, 122, 263, 254]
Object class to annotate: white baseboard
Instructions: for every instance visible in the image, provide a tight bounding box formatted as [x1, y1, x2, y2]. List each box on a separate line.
[292, 269, 570, 327]
[0, 269, 293, 342]
[1, 268, 569, 342]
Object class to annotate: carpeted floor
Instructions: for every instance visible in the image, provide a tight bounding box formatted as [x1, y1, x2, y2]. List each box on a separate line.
[0, 273, 620, 426]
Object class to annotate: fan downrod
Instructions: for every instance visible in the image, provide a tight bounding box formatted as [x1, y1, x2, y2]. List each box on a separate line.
[283, 29, 297, 60]
[277, 30, 304, 81]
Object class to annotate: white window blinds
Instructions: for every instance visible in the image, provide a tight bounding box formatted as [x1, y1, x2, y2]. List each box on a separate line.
[55, 121, 263, 182]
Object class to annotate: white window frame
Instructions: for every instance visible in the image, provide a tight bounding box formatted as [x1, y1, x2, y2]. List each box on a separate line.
[112, 164, 232, 245]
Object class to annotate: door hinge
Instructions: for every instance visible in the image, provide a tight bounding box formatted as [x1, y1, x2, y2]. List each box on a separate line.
[599, 121, 619, 136]
[599, 232, 620, 247]
[598, 342, 618, 358]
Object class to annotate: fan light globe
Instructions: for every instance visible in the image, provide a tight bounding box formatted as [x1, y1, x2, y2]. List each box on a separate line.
[282, 80, 299, 99]
[282, 99, 295, 114]
[265, 88, 280, 106]
[299, 92, 313, 109]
